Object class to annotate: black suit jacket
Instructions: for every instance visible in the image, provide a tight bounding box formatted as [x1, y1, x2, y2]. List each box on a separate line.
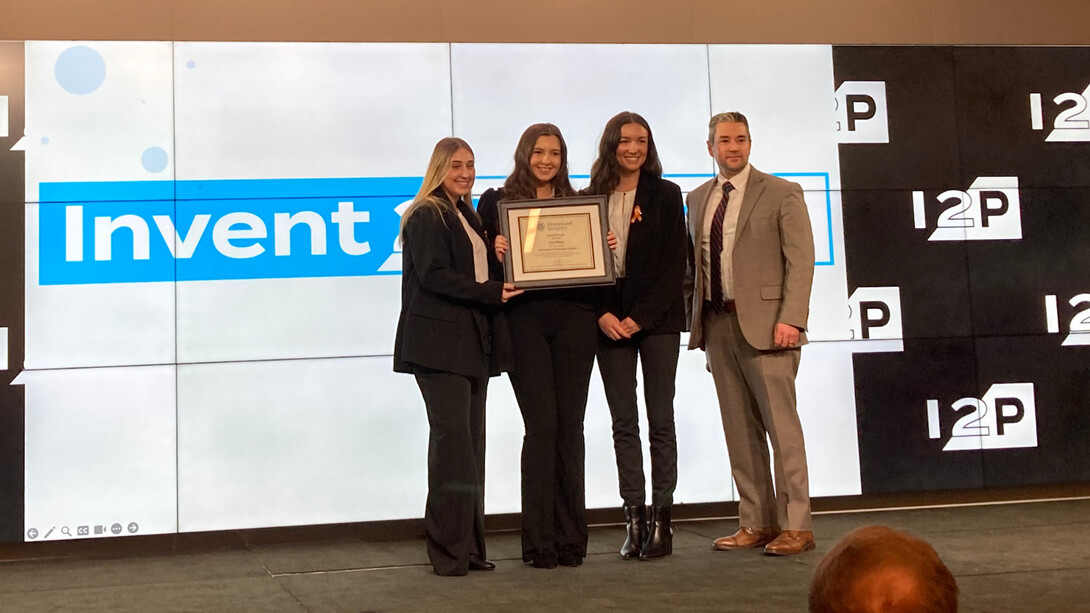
[598, 173, 687, 336]
[393, 193, 511, 378]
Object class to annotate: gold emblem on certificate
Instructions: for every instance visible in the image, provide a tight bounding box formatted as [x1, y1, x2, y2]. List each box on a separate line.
[498, 195, 616, 289]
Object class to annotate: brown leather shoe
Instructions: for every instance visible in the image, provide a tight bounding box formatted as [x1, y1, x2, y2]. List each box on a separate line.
[763, 530, 815, 556]
[713, 527, 779, 550]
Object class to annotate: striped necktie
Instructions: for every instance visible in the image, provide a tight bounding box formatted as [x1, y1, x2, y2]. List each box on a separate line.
[709, 181, 734, 307]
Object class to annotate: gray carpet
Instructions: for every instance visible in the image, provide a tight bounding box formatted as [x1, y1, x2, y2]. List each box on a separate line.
[2, 499, 1089, 612]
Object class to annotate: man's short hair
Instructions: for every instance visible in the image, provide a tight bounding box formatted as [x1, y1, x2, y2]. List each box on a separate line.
[708, 111, 751, 143]
[809, 526, 958, 613]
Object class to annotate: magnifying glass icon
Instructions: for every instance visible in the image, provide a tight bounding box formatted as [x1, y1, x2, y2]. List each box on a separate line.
[60, 526, 71, 537]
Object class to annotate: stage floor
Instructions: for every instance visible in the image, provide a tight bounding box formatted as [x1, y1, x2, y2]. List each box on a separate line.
[2, 498, 1088, 612]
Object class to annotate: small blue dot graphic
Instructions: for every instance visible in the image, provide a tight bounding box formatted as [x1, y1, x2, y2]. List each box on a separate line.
[41, 137, 50, 145]
[186, 60, 196, 69]
[141, 147, 169, 173]
[54, 46, 107, 95]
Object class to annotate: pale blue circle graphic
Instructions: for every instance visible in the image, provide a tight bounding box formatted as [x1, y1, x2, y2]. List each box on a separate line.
[54, 46, 107, 95]
[141, 147, 169, 173]
[186, 60, 196, 69]
[41, 137, 50, 145]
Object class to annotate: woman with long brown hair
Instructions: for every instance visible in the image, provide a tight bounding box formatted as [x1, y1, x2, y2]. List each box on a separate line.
[476, 123, 597, 569]
[586, 111, 687, 560]
[394, 137, 521, 576]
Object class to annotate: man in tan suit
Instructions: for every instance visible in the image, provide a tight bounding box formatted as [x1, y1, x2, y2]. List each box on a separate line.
[686, 111, 816, 556]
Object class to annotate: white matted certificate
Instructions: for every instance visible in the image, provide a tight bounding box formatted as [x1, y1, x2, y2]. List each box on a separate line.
[498, 195, 615, 289]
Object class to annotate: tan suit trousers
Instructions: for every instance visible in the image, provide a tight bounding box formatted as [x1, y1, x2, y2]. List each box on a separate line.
[703, 309, 812, 531]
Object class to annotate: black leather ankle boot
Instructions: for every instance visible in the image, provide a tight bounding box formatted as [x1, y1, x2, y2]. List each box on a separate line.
[639, 505, 673, 560]
[619, 504, 646, 559]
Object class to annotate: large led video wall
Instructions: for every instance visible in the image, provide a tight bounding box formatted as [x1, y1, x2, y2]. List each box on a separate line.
[0, 42, 1086, 543]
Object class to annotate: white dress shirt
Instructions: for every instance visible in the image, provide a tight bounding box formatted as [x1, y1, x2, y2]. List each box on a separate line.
[701, 163, 752, 300]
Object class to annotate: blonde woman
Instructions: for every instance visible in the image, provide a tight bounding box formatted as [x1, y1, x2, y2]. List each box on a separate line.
[394, 137, 522, 576]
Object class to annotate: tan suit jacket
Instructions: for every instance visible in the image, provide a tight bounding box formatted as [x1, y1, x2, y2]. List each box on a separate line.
[686, 167, 815, 351]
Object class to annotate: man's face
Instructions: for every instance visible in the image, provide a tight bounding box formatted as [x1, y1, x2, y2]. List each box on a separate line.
[707, 121, 751, 178]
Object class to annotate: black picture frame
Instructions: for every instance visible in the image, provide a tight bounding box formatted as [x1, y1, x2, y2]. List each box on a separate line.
[497, 195, 615, 289]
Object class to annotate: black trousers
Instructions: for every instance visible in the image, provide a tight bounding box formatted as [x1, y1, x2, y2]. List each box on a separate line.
[507, 299, 597, 562]
[414, 368, 488, 577]
[596, 331, 681, 507]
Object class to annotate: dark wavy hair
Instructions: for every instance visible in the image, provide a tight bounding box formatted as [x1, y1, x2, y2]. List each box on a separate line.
[502, 123, 575, 201]
[586, 111, 663, 196]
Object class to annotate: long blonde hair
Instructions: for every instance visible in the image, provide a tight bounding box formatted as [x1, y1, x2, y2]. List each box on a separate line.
[401, 137, 475, 236]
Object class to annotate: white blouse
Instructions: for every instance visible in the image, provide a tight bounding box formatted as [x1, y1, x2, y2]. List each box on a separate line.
[456, 207, 489, 283]
[608, 188, 636, 277]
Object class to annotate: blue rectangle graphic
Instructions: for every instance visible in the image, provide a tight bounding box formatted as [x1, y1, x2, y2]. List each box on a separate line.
[39, 178, 419, 285]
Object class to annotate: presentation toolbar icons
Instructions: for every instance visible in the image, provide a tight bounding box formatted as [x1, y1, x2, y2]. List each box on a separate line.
[25, 521, 142, 541]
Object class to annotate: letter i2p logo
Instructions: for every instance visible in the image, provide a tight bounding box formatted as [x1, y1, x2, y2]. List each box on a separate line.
[912, 177, 1022, 241]
[1029, 84, 1090, 142]
[1, 95, 9, 138]
[848, 287, 903, 340]
[926, 383, 1037, 451]
[835, 81, 889, 144]
[1045, 293, 1090, 346]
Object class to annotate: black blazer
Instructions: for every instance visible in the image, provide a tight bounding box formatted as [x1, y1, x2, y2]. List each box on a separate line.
[474, 188, 509, 283]
[393, 192, 512, 378]
[598, 173, 687, 335]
